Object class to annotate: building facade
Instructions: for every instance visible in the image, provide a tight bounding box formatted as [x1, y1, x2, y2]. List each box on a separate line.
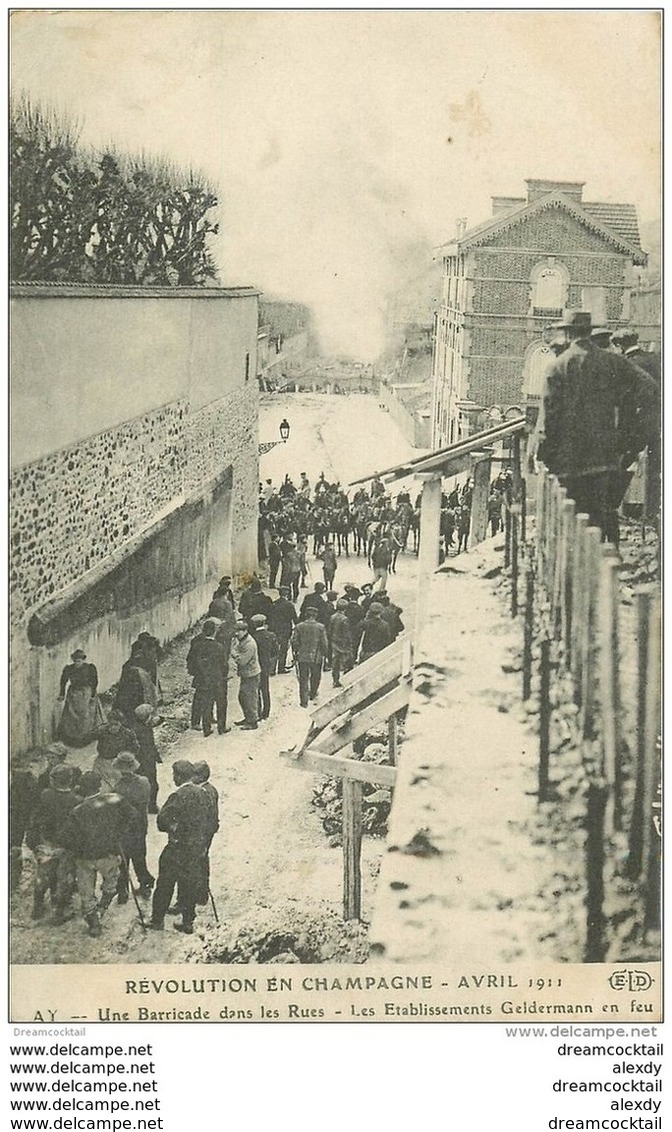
[431, 179, 647, 447]
[11, 282, 260, 753]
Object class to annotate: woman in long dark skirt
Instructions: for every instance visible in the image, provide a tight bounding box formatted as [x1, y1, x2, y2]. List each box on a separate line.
[57, 650, 106, 747]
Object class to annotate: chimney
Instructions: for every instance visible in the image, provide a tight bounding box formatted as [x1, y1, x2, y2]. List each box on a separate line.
[526, 179, 585, 204]
[455, 217, 467, 238]
[491, 196, 526, 216]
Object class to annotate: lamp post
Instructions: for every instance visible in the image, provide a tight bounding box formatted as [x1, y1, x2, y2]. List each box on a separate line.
[259, 419, 291, 456]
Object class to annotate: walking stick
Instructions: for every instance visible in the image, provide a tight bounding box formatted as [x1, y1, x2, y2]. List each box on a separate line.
[119, 846, 147, 933]
[208, 887, 220, 926]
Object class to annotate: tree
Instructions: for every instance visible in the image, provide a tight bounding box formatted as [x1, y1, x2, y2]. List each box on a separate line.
[10, 94, 219, 286]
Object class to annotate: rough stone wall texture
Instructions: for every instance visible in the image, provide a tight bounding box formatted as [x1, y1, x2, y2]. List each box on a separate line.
[10, 400, 188, 624]
[10, 288, 259, 752]
[183, 382, 259, 558]
[14, 472, 234, 752]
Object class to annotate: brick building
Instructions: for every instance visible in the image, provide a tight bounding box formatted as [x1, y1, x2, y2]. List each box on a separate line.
[11, 282, 260, 752]
[430, 179, 647, 447]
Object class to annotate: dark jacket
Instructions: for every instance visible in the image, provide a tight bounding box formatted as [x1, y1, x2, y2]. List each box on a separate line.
[269, 597, 298, 639]
[187, 636, 229, 689]
[26, 787, 79, 850]
[539, 339, 658, 478]
[96, 720, 139, 760]
[59, 662, 98, 697]
[329, 612, 353, 654]
[359, 615, 392, 660]
[157, 783, 215, 861]
[300, 592, 330, 626]
[114, 772, 151, 837]
[239, 589, 274, 626]
[60, 792, 141, 859]
[253, 627, 279, 674]
[291, 620, 329, 664]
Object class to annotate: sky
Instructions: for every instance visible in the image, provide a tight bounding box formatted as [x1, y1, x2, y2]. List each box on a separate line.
[10, 10, 661, 358]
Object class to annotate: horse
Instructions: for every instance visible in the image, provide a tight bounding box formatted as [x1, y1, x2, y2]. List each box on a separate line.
[333, 505, 354, 556]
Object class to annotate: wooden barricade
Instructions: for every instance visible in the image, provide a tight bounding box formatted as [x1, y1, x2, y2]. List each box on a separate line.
[280, 636, 412, 920]
[528, 464, 660, 956]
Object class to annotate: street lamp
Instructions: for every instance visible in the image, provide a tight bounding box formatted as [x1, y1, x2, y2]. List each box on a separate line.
[279, 419, 291, 443]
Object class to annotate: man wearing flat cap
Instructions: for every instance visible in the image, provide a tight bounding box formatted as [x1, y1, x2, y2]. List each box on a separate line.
[249, 614, 279, 721]
[268, 585, 298, 673]
[537, 309, 658, 545]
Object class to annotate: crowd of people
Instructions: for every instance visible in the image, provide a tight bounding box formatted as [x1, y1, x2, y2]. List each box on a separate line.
[10, 470, 416, 944]
[534, 313, 660, 545]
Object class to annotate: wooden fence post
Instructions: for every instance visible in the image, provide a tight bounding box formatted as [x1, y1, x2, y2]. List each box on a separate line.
[510, 503, 521, 617]
[584, 780, 608, 962]
[342, 779, 363, 920]
[538, 634, 552, 802]
[571, 514, 589, 700]
[387, 714, 399, 765]
[522, 564, 535, 700]
[520, 477, 527, 549]
[561, 499, 577, 670]
[580, 526, 602, 741]
[536, 465, 547, 569]
[598, 555, 622, 831]
[504, 503, 511, 568]
[627, 590, 652, 879]
[641, 592, 661, 921]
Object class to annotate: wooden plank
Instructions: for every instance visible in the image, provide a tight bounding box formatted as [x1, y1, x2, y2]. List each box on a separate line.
[342, 779, 363, 920]
[415, 474, 442, 644]
[641, 592, 661, 884]
[571, 513, 589, 691]
[309, 636, 409, 729]
[310, 679, 412, 756]
[280, 747, 397, 787]
[469, 453, 491, 546]
[388, 714, 399, 765]
[580, 526, 602, 739]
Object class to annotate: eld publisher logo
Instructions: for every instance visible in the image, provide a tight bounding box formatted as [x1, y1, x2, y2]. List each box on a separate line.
[608, 969, 654, 992]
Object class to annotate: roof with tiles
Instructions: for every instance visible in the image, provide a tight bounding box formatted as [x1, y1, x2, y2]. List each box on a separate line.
[437, 189, 646, 265]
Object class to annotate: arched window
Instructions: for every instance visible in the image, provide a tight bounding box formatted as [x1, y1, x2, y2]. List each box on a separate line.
[530, 259, 569, 318]
[523, 342, 554, 399]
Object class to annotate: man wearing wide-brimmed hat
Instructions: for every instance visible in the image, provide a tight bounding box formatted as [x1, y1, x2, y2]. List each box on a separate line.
[538, 309, 658, 544]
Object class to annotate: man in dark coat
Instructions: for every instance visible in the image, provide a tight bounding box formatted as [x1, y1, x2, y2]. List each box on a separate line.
[150, 760, 214, 935]
[96, 709, 139, 762]
[191, 761, 219, 908]
[300, 581, 330, 627]
[112, 751, 154, 902]
[268, 585, 298, 673]
[186, 619, 229, 738]
[267, 535, 282, 589]
[59, 771, 141, 938]
[10, 761, 41, 894]
[26, 763, 79, 923]
[329, 599, 354, 688]
[290, 608, 328, 707]
[130, 704, 163, 813]
[279, 540, 302, 599]
[250, 614, 279, 720]
[238, 578, 274, 627]
[359, 605, 392, 663]
[538, 310, 658, 545]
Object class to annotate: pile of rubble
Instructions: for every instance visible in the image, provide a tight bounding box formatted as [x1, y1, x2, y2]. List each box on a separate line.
[311, 724, 398, 844]
[197, 902, 370, 964]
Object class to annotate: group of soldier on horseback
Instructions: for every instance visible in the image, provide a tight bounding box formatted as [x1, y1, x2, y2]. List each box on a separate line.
[258, 471, 422, 580]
